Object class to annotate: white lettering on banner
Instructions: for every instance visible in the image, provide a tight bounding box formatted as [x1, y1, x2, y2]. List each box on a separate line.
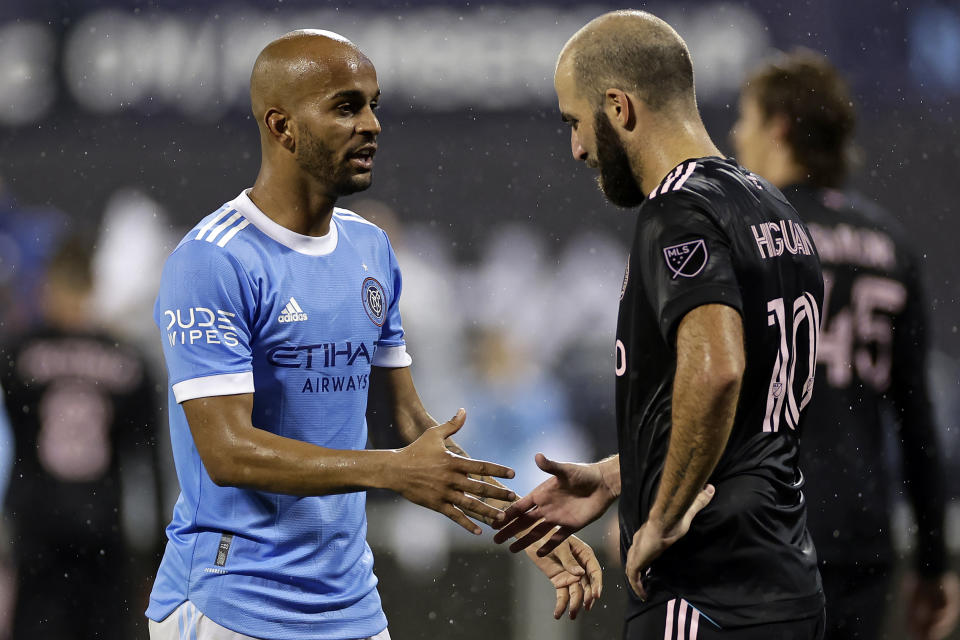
[38, 4, 770, 121]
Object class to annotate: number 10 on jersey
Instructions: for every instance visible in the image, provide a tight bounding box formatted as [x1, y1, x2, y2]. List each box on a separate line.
[763, 293, 821, 433]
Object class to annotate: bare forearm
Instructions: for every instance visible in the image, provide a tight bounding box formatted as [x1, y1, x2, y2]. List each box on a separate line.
[652, 373, 738, 530]
[651, 305, 743, 532]
[203, 423, 399, 495]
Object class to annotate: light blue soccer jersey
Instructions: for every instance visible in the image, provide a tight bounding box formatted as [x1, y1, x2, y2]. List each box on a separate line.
[147, 189, 411, 640]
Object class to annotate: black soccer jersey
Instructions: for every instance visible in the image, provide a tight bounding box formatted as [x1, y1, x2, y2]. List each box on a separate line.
[616, 157, 825, 628]
[0, 328, 160, 547]
[786, 184, 946, 576]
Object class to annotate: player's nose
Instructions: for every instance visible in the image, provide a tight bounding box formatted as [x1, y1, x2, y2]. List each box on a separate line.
[357, 107, 381, 137]
[571, 129, 588, 162]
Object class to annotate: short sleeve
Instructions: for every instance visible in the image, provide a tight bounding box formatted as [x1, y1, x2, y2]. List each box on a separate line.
[639, 196, 743, 343]
[372, 232, 412, 368]
[154, 241, 256, 402]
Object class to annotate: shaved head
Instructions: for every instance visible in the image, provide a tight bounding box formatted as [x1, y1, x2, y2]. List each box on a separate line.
[558, 10, 695, 112]
[248, 29, 381, 200]
[250, 29, 370, 122]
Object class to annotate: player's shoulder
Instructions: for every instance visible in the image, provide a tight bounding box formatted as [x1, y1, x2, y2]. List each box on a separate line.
[646, 156, 786, 215]
[332, 207, 389, 240]
[166, 198, 256, 273]
[805, 187, 918, 271]
[839, 190, 905, 237]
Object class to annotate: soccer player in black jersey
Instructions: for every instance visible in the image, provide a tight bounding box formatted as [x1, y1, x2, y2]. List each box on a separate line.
[0, 238, 165, 639]
[493, 10, 825, 638]
[732, 51, 960, 640]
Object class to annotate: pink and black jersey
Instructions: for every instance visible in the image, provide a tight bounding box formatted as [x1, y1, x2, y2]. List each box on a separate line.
[615, 157, 825, 628]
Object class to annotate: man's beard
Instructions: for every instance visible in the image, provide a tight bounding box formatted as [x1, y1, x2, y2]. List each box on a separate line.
[297, 129, 372, 197]
[593, 108, 645, 208]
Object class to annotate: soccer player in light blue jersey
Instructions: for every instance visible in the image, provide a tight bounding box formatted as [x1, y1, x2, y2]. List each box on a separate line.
[146, 30, 601, 640]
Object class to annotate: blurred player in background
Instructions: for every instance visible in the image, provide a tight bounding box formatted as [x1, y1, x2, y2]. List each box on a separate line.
[147, 30, 599, 640]
[495, 10, 827, 638]
[0, 237, 163, 640]
[732, 50, 960, 640]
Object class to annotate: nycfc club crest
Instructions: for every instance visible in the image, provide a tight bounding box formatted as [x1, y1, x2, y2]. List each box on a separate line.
[662, 239, 708, 279]
[362, 277, 386, 326]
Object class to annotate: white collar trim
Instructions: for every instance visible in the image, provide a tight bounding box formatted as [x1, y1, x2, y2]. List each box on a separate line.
[232, 189, 339, 256]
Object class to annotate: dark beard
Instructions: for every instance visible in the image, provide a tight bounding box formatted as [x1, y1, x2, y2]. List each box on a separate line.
[593, 108, 645, 208]
[297, 129, 372, 197]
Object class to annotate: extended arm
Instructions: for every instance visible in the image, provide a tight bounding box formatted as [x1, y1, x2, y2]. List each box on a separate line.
[367, 365, 604, 617]
[492, 454, 621, 552]
[367, 366, 512, 525]
[625, 303, 742, 597]
[183, 392, 515, 534]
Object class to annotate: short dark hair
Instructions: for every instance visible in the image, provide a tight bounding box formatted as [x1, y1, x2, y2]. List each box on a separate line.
[744, 50, 856, 188]
[567, 11, 695, 112]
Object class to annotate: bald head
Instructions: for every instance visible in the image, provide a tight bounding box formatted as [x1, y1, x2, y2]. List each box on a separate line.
[558, 11, 695, 112]
[250, 29, 371, 123]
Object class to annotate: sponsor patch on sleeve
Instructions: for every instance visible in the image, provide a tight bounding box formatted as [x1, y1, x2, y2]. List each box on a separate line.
[662, 239, 708, 279]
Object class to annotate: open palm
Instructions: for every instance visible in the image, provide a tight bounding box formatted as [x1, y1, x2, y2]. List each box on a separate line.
[493, 454, 618, 555]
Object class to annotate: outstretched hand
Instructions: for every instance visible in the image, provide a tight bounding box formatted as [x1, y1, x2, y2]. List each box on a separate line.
[394, 409, 516, 534]
[626, 485, 715, 600]
[493, 454, 617, 555]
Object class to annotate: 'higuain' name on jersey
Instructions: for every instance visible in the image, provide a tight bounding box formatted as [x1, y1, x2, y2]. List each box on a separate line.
[750, 219, 815, 260]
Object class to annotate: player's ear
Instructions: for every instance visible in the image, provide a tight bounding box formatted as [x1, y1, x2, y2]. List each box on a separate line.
[768, 112, 791, 146]
[604, 88, 635, 131]
[265, 108, 296, 152]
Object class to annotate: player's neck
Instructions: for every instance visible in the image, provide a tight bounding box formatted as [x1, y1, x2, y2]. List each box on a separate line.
[762, 153, 806, 190]
[249, 170, 337, 237]
[638, 123, 721, 196]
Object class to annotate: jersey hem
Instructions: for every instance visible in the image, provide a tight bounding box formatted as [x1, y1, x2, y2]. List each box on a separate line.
[626, 589, 824, 629]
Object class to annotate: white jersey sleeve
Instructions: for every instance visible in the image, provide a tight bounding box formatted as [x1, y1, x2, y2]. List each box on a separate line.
[154, 239, 255, 402]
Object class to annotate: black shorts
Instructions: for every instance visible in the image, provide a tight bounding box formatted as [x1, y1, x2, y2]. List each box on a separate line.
[624, 598, 826, 640]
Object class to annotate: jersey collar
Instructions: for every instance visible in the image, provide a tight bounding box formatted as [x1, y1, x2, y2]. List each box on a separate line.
[232, 189, 339, 256]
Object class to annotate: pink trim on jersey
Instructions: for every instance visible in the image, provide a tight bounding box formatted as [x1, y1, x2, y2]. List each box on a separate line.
[672, 162, 698, 193]
[664, 598, 676, 640]
[678, 600, 689, 639]
[649, 161, 699, 199]
[690, 606, 700, 639]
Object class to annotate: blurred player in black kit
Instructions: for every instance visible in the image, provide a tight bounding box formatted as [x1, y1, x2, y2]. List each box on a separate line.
[0, 237, 164, 639]
[494, 10, 825, 638]
[732, 51, 960, 640]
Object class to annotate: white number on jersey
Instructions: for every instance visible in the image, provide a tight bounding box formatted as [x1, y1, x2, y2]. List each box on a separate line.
[763, 292, 821, 433]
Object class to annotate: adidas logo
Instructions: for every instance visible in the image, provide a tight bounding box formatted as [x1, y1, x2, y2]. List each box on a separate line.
[278, 297, 308, 323]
